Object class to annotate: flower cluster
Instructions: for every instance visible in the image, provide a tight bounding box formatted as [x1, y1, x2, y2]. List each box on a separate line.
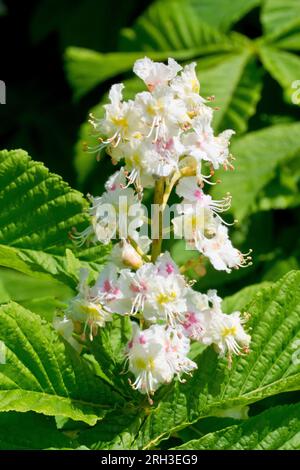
[56, 252, 250, 401]
[78, 57, 252, 272]
[89, 57, 233, 188]
[56, 57, 252, 401]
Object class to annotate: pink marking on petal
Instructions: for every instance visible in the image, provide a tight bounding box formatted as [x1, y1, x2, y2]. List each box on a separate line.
[193, 189, 203, 200]
[165, 138, 174, 150]
[166, 263, 174, 274]
[103, 279, 112, 293]
[128, 340, 133, 349]
[139, 335, 146, 345]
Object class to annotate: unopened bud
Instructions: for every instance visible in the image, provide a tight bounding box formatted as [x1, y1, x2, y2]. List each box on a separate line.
[121, 241, 143, 269]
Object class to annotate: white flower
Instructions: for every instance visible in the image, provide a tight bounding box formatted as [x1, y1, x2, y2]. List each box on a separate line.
[182, 288, 251, 359]
[110, 254, 187, 325]
[90, 84, 139, 149]
[155, 251, 181, 277]
[170, 62, 205, 115]
[142, 135, 184, 177]
[176, 176, 231, 212]
[172, 200, 217, 247]
[127, 323, 196, 399]
[146, 272, 187, 324]
[214, 311, 251, 358]
[127, 323, 174, 398]
[104, 167, 127, 191]
[110, 263, 156, 316]
[73, 170, 146, 246]
[195, 221, 251, 273]
[66, 269, 113, 340]
[164, 326, 197, 378]
[134, 88, 188, 137]
[133, 57, 182, 91]
[92, 264, 122, 302]
[183, 113, 235, 171]
[53, 316, 82, 352]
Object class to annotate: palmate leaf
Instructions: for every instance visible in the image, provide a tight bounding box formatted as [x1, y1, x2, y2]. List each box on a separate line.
[212, 122, 300, 222]
[119, 0, 231, 52]
[0, 302, 124, 425]
[66, 0, 239, 99]
[0, 412, 75, 450]
[261, 0, 300, 51]
[197, 51, 263, 133]
[134, 270, 300, 449]
[261, 0, 300, 37]
[174, 403, 300, 450]
[259, 46, 300, 103]
[183, 0, 262, 33]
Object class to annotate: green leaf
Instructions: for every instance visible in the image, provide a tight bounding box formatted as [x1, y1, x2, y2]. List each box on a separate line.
[256, 160, 300, 211]
[261, 0, 300, 37]
[135, 270, 300, 449]
[119, 0, 232, 52]
[184, 0, 262, 32]
[177, 415, 242, 444]
[0, 411, 75, 450]
[0, 149, 110, 282]
[0, 267, 72, 322]
[212, 123, 300, 222]
[0, 302, 123, 425]
[0, 149, 86, 255]
[66, 0, 241, 99]
[174, 403, 300, 449]
[88, 315, 132, 393]
[78, 408, 142, 450]
[198, 51, 263, 133]
[259, 46, 300, 104]
[222, 282, 271, 314]
[65, 48, 169, 100]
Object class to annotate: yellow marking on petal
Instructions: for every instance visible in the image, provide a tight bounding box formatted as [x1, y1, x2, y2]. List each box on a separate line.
[111, 116, 128, 128]
[80, 304, 101, 319]
[134, 357, 155, 371]
[156, 291, 177, 305]
[191, 79, 200, 93]
[222, 326, 237, 337]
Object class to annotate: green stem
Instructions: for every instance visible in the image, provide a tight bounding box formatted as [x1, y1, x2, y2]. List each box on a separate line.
[151, 178, 165, 262]
[128, 235, 150, 263]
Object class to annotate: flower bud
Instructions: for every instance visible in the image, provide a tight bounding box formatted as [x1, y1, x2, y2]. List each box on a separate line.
[121, 241, 143, 269]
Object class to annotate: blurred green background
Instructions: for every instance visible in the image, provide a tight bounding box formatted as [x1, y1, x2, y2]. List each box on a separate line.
[0, 0, 300, 298]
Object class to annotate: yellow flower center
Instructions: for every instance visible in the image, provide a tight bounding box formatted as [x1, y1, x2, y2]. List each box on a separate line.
[222, 326, 237, 337]
[134, 357, 155, 371]
[80, 304, 101, 320]
[156, 291, 177, 305]
[111, 116, 128, 128]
